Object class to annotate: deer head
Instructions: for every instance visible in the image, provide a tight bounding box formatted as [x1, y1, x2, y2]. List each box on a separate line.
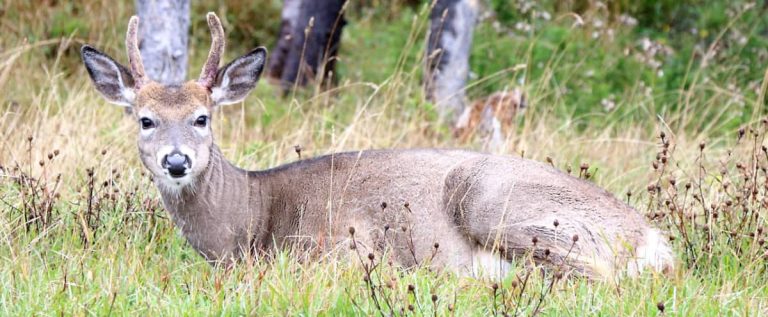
[81, 13, 267, 192]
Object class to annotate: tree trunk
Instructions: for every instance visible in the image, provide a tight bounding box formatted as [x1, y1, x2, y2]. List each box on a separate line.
[425, 0, 478, 122]
[269, 0, 347, 93]
[267, 0, 302, 84]
[135, 0, 190, 85]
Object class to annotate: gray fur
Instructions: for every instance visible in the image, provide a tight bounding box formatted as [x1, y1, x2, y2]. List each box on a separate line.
[83, 12, 674, 279]
[157, 146, 671, 278]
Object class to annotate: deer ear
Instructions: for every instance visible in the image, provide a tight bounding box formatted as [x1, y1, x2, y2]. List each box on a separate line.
[210, 47, 266, 106]
[81, 45, 136, 107]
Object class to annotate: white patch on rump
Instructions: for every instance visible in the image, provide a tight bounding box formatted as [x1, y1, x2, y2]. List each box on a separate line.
[471, 248, 510, 280]
[627, 228, 674, 276]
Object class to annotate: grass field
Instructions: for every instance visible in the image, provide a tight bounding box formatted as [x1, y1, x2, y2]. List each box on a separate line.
[2, 0, 768, 315]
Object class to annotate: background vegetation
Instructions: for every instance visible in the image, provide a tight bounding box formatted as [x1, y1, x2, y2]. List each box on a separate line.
[1, 0, 768, 315]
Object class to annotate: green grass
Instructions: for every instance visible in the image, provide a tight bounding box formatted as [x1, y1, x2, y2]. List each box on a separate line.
[2, 0, 768, 315]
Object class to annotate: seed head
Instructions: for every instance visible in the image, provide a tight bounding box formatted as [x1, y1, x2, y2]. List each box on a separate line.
[348, 227, 355, 236]
[407, 284, 415, 292]
[367, 253, 375, 261]
[699, 141, 706, 150]
[294, 145, 302, 158]
[433, 242, 439, 249]
[492, 283, 499, 291]
[532, 236, 538, 245]
[572, 234, 579, 243]
[431, 294, 438, 302]
[656, 301, 665, 313]
[381, 202, 387, 210]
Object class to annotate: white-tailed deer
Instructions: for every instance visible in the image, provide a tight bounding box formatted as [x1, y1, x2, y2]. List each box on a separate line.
[81, 13, 673, 278]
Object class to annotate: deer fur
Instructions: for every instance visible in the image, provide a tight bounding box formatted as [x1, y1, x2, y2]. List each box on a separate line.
[81, 13, 674, 279]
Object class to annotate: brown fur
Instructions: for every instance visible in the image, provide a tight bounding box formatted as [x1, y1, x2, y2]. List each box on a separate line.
[135, 82, 211, 117]
[454, 89, 526, 146]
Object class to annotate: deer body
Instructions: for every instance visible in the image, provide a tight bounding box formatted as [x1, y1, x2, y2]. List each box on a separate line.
[82, 13, 673, 279]
[157, 145, 668, 277]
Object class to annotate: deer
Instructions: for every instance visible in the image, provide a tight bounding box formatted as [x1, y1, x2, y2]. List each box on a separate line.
[80, 12, 673, 279]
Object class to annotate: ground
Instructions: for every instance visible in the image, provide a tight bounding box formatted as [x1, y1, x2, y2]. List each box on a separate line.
[1, 0, 768, 315]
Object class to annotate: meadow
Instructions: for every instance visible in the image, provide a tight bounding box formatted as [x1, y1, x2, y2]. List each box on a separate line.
[1, 0, 768, 315]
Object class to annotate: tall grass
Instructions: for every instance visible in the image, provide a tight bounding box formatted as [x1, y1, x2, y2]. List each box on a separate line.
[1, 0, 768, 315]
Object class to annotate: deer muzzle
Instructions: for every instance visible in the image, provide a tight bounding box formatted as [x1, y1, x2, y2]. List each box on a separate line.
[162, 151, 191, 178]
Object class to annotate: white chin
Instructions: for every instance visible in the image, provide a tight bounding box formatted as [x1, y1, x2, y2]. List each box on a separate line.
[156, 174, 194, 193]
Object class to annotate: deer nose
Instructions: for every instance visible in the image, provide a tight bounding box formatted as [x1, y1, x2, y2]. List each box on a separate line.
[162, 152, 190, 178]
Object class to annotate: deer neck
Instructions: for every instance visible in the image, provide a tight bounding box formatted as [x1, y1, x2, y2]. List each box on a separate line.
[156, 145, 269, 261]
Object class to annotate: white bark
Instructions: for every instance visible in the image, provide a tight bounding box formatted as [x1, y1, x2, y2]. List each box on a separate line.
[425, 0, 478, 122]
[135, 0, 190, 84]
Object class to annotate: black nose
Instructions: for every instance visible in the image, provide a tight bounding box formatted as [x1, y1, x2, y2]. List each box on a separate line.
[162, 152, 190, 178]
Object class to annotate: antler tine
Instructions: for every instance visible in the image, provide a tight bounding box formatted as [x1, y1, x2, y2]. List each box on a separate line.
[198, 12, 225, 89]
[126, 16, 147, 88]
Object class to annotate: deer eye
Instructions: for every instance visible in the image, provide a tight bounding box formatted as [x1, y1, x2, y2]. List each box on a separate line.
[139, 117, 155, 130]
[194, 115, 208, 128]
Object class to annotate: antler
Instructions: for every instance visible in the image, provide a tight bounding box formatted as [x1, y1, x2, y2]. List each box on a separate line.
[126, 16, 148, 89]
[198, 12, 225, 89]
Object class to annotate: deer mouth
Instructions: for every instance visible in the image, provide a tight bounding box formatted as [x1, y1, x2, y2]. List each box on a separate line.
[167, 169, 187, 178]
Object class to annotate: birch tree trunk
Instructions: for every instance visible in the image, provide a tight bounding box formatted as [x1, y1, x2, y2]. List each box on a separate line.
[268, 0, 478, 120]
[135, 0, 190, 84]
[425, 0, 478, 122]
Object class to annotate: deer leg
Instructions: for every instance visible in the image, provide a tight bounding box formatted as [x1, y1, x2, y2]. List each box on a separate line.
[442, 157, 617, 278]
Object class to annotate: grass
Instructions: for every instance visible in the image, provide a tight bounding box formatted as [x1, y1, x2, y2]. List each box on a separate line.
[1, 0, 768, 315]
